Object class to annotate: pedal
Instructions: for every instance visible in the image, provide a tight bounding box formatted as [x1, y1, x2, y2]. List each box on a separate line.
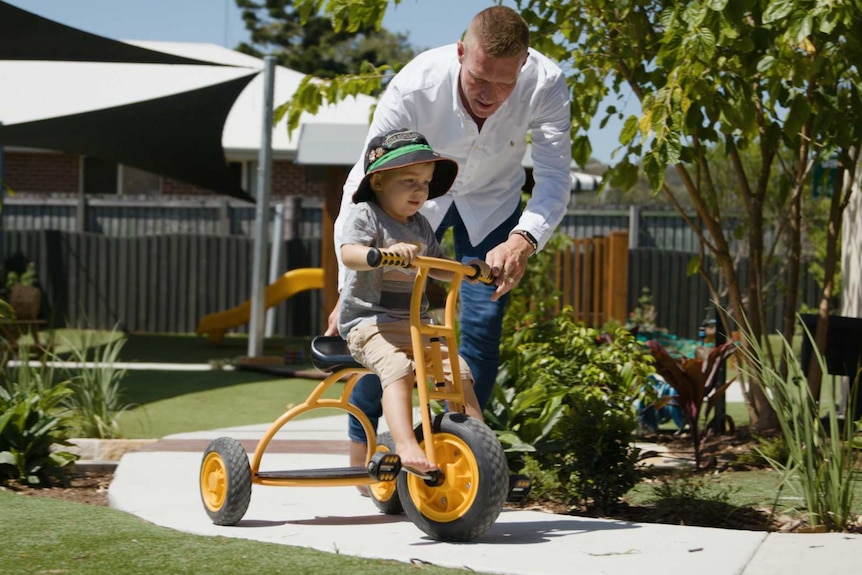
[507, 474, 532, 503]
[367, 452, 401, 482]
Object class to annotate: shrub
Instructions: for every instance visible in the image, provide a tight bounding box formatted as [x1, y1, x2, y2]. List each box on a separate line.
[487, 309, 653, 513]
[57, 328, 131, 439]
[0, 356, 78, 486]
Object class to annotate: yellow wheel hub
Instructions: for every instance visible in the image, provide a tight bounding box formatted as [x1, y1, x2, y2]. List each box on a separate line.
[406, 432, 479, 522]
[200, 452, 227, 511]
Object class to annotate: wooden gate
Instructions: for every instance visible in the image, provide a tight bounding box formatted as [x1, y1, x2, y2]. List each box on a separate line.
[555, 230, 629, 326]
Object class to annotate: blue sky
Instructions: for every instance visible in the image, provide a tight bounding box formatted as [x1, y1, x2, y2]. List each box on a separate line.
[7, 0, 622, 163]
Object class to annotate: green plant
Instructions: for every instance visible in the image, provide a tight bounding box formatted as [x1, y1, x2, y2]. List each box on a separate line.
[5, 262, 37, 289]
[0, 298, 14, 320]
[626, 286, 659, 334]
[645, 471, 750, 528]
[57, 327, 132, 439]
[0, 353, 78, 486]
[647, 339, 737, 468]
[553, 390, 641, 512]
[737, 317, 860, 532]
[736, 435, 791, 469]
[488, 307, 653, 512]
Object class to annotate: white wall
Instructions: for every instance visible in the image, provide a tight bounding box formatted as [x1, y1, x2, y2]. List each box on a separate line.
[842, 158, 862, 318]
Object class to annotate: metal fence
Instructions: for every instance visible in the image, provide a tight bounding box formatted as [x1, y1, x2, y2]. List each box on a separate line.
[1, 229, 324, 336]
[0, 195, 816, 339]
[0, 194, 324, 241]
[4, 195, 743, 253]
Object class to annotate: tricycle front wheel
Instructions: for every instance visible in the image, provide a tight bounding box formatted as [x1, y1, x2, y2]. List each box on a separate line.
[399, 413, 508, 541]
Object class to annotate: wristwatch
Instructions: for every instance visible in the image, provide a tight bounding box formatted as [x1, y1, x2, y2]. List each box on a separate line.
[509, 230, 538, 255]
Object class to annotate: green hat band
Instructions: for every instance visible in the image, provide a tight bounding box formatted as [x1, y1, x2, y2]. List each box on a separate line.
[367, 143, 434, 173]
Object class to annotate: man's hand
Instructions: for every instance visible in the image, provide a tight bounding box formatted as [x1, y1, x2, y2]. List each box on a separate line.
[485, 233, 533, 301]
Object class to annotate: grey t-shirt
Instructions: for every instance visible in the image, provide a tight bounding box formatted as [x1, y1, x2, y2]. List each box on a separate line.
[337, 202, 443, 337]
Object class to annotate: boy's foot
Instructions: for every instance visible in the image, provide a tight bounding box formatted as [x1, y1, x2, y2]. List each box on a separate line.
[356, 484, 371, 497]
[397, 445, 437, 474]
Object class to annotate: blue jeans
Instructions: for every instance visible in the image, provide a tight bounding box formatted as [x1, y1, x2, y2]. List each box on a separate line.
[347, 203, 520, 443]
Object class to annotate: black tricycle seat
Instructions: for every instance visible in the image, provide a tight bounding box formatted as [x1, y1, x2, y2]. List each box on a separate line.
[310, 336, 364, 372]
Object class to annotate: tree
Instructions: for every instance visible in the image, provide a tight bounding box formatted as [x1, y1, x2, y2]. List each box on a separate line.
[288, 0, 862, 433]
[236, 0, 416, 79]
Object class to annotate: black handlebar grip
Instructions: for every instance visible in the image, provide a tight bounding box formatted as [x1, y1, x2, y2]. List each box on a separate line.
[366, 248, 382, 268]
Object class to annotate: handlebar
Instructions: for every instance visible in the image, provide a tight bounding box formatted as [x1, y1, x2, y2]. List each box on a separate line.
[366, 248, 495, 285]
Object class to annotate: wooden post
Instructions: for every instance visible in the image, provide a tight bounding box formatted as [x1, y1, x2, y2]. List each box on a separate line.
[321, 167, 348, 332]
[606, 230, 629, 323]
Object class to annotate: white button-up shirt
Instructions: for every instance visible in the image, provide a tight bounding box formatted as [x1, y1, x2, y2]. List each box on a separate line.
[335, 44, 572, 287]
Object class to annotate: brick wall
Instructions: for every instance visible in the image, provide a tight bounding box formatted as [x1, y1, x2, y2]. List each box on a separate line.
[4, 152, 79, 193]
[272, 160, 328, 196]
[4, 152, 332, 197]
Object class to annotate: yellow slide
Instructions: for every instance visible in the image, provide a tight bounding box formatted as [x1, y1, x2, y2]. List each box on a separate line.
[196, 268, 325, 344]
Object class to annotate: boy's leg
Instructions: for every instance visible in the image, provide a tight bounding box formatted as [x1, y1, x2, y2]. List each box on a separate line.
[382, 377, 436, 473]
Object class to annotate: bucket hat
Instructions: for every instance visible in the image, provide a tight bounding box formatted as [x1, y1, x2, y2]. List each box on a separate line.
[353, 129, 458, 203]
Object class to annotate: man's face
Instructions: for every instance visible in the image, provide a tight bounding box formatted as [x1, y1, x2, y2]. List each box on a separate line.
[457, 41, 526, 120]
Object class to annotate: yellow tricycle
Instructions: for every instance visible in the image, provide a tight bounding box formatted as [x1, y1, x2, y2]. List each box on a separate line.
[199, 249, 528, 541]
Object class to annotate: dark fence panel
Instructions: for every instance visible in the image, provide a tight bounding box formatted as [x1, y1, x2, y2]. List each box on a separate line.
[1, 230, 323, 336]
[628, 248, 822, 339]
[1, 195, 325, 239]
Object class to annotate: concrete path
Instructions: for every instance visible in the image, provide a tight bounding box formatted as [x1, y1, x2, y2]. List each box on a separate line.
[107, 414, 861, 575]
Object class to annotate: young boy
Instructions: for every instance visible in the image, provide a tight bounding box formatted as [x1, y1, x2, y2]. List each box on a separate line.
[338, 128, 488, 474]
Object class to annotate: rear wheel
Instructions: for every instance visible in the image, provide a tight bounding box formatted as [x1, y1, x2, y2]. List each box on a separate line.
[199, 437, 251, 525]
[398, 413, 508, 541]
[369, 431, 404, 514]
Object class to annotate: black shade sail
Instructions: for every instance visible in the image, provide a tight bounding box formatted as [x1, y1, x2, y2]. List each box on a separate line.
[0, 1, 259, 201]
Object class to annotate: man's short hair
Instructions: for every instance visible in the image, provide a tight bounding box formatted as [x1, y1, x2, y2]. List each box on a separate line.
[465, 6, 529, 58]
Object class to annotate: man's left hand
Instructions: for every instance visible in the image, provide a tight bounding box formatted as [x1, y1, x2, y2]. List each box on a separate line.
[485, 234, 533, 302]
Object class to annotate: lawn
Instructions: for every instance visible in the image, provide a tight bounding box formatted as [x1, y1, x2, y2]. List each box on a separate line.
[0, 491, 483, 575]
[31, 330, 341, 438]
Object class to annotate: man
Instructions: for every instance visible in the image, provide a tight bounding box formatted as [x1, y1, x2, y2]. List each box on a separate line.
[330, 6, 572, 472]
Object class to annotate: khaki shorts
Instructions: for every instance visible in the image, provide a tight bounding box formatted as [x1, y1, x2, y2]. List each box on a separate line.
[347, 320, 472, 388]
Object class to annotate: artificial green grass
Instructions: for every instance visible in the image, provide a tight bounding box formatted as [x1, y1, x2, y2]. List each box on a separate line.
[0, 491, 482, 575]
[118, 371, 343, 438]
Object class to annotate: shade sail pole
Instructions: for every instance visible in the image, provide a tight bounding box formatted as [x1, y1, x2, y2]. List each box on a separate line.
[248, 56, 276, 357]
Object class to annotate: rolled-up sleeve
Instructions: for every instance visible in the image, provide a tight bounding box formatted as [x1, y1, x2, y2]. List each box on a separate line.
[519, 73, 571, 251]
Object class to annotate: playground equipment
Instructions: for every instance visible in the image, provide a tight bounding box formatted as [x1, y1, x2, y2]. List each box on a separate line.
[195, 267, 324, 344]
[199, 249, 528, 541]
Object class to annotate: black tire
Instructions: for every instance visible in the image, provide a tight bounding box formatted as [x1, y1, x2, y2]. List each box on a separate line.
[398, 413, 508, 542]
[199, 437, 252, 525]
[369, 431, 404, 515]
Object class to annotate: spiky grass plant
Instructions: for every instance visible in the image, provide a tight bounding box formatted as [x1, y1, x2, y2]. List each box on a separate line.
[57, 328, 131, 439]
[737, 317, 860, 532]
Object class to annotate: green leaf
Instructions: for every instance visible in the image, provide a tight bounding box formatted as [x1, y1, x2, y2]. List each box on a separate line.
[620, 115, 639, 145]
[756, 55, 776, 73]
[643, 151, 665, 191]
[572, 135, 592, 166]
[686, 255, 702, 276]
[762, 0, 793, 24]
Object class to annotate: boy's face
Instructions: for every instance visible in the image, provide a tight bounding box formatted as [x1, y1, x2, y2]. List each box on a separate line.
[371, 162, 436, 223]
